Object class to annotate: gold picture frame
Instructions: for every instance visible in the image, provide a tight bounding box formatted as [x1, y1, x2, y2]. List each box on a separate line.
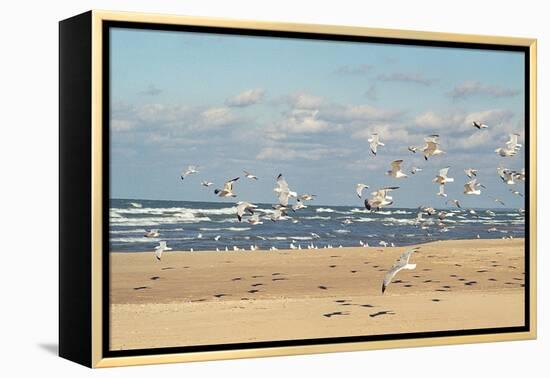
[59, 9, 537, 368]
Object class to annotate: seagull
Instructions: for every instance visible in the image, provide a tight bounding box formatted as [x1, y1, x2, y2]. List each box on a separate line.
[437, 184, 447, 197]
[464, 168, 478, 178]
[236, 201, 257, 222]
[446, 199, 461, 208]
[497, 167, 516, 185]
[387, 160, 408, 178]
[486, 210, 496, 216]
[420, 206, 437, 215]
[243, 170, 258, 180]
[129, 202, 142, 208]
[365, 187, 399, 211]
[201, 181, 213, 187]
[144, 229, 160, 238]
[248, 214, 264, 225]
[214, 235, 221, 241]
[290, 242, 297, 250]
[382, 249, 417, 293]
[464, 179, 481, 195]
[492, 197, 506, 206]
[495, 147, 517, 157]
[379, 241, 388, 247]
[270, 209, 287, 222]
[513, 169, 526, 181]
[433, 167, 454, 184]
[154, 241, 172, 261]
[422, 135, 445, 160]
[472, 121, 488, 129]
[356, 183, 370, 198]
[506, 133, 522, 151]
[299, 194, 316, 201]
[368, 133, 385, 156]
[214, 177, 239, 197]
[180, 165, 199, 179]
[292, 199, 307, 211]
[408, 146, 418, 153]
[509, 189, 523, 197]
[274, 174, 297, 206]
[410, 166, 423, 175]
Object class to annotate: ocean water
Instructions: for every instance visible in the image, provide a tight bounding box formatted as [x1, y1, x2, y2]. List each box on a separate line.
[109, 199, 525, 252]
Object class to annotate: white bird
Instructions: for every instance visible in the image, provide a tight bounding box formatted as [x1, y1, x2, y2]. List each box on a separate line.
[154, 241, 172, 261]
[365, 186, 399, 211]
[201, 181, 213, 187]
[368, 133, 385, 156]
[408, 146, 418, 153]
[129, 202, 142, 208]
[464, 168, 478, 178]
[446, 199, 461, 208]
[387, 160, 408, 178]
[290, 242, 297, 250]
[497, 167, 516, 185]
[495, 147, 517, 157]
[214, 235, 221, 241]
[356, 183, 370, 198]
[248, 214, 264, 225]
[486, 210, 496, 216]
[492, 197, 506, 206]
[464, 179, 481, 195]
[299, 194, 316, 201]
[292, 199, 307, 211]
[472, 121, 488, 129]
[197, 233, 203, 239]
[342, 218, 353, 225]
[270, 209, 287, 222]
[422, 135, 445, 160]
[506, 133, 522, 151]
[379, 241, 388, 247]
[180, 165, 199, 179]
[243, 170, 258, 180]
[236, 201, 257, 222]
[410, 166, 423, 175]
[437, 184, 447, 197]
[382, 249, 417, 293]
[433, 167, 454, 184]
[274, 174, 297, 206]
[144, 229, 160, 238]
[510, 189, 523, 197]
[214, 177, 239, 197]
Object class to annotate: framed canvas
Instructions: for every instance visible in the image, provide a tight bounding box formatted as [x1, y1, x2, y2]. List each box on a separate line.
[59, 10, 537, 368]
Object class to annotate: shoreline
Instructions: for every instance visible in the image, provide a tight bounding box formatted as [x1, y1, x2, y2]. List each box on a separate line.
[110, 238, 525, 350]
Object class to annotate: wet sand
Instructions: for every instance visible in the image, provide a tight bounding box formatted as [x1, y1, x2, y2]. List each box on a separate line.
[109, 238, 525, 350]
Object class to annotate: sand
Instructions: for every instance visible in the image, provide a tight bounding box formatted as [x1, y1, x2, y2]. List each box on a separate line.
[109, 238, 525, 350]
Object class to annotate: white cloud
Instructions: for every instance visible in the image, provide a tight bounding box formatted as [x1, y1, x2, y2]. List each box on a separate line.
[377, 72, 437, 86]
[225, 88, 265, 107]
[286, 93, 325, 110]
[448, 80, 520, 100]
[256, 145, 346, 161]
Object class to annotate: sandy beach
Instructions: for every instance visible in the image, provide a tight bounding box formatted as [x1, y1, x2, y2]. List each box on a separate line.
[109, 238, 525, 350]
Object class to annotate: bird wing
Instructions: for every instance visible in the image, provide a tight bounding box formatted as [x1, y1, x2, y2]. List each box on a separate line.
[439, 167, 450, 178]
[223, 177, 239, 191]
[356, 184, 367, 197]
[391, 160, 403, 173]
[276, 174, 289, 191]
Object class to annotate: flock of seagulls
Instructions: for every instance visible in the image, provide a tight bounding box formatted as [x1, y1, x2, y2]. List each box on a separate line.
[142, 119, 524, 294]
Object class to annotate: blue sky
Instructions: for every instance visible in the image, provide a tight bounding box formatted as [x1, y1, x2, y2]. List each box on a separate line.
[109, 27, 526, 208]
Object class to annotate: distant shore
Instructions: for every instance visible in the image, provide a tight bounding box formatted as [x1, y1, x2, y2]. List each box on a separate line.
[110, 238, 525, 350]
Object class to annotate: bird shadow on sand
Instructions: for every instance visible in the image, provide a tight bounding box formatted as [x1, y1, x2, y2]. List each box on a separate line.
[369, 310, 395, 318]
[323, 311, 350, 318]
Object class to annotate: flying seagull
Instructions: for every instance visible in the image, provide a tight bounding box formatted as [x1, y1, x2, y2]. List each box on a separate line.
[292, 199, 307, 211]
[491, 197, 506, 206]
[365, 187, 399, 211]
[243, 170, 258, 180]
[248, 214, 264, 225]
[464, 168, 478, 178]
[129, 202, 142, 208]
[411, 166, 423, 175]
[387, 160, 408, 179]
[437, 184, 447, 198]
[506, 133, 522, 151]
[236, 201, 257, 222]
[201, 180, 213, 187]
[382, 249, 418, 293]
[214, 177, 240, 197]
[472, 121, 488, 129]
[154, 241, 172, 261]
[422, 135, 445, 161]
[464, 179, 481, 195]
[368, 133, 385, 156]
[180, 165, 199, 179]
[356, 183, 370, 198]
[446, 199, 461, 208]
[433, 167, 454, 185]
[274, 174, 297, 207]
[299, 194, 316, 201]
[509, 189, 523, 197]
[497, 166, 516, 185]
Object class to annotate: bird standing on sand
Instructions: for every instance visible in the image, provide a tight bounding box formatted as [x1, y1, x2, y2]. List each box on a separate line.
[368, 133, 385, 156]
[387, 160, 408, 178]
[154, 241, 172, 261]
[214, 177, 240, 197]
[382, 249, 418, 293]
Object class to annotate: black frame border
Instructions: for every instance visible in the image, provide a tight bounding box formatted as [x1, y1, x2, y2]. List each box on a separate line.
[101, 20, 531, 358]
